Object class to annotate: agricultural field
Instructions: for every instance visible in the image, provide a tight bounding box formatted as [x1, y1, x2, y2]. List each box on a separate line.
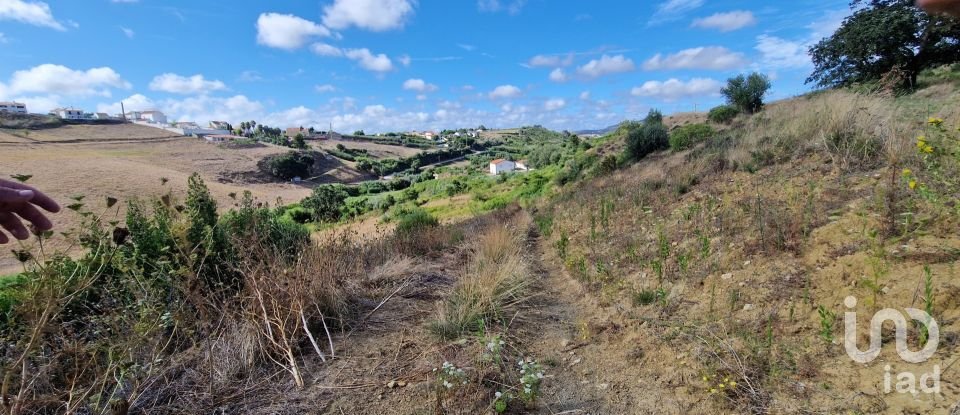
[0, 124, 372, 274]
[310, 137, 428, 160]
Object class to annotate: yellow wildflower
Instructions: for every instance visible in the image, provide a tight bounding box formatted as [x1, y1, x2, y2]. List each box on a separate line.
[928, 117, 944, 127]
[710, 388, 717, 394]
[909, 180, 917, 190]
[923, 145, 934, 154]
[902, 168, 912, 177]
[730, 381, 738, 387]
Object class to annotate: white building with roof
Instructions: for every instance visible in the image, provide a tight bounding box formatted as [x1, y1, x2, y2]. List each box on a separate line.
[0, 102, 27, 114]
[52, 107, 85, 120]
[140, 110, 167, 124]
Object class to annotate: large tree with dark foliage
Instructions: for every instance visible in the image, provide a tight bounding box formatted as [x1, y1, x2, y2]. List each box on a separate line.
[807, 0, 960, 89]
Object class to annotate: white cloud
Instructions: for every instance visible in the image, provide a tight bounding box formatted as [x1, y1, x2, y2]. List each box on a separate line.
[238, 70, 263, 82]
[458, 43, 476, 51]
[311, 42, 344, 57]
[489, 84, 522, 99]
[402, 78, 438, 92]
[630, 78, 723, 101]
[544, 98, 566, 111]
[649, 0, 704, 25]
[345, 48, 394, 72]
[755, 35, 810, 69]
[99, 94, 264, 124]
[576, 54, 636, 78]
[315, 84, 337, 93]
[548, 68, 568, 83]
[478, 0, 527, 15]
[643, 46, 747, 70]
[4, 64, 130, 97]
[149, 73, 226, 95]
[256, 13, 330, 50]
[692, 11, 756, 32]
[398, 54, 412, 66]
[0, 0, 65, 30]
[579, 91, 591, 100]
[120, 27, 135, 39]
[322, 0, 414, 31]
[527, 54, 573, 68]
[96, 93, 155, 114]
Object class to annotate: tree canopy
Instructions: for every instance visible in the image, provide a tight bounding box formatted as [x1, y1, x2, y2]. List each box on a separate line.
[807, 0, 960, 88]
[721, 73, 771, 114]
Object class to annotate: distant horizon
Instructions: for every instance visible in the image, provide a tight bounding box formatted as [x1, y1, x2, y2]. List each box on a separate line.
[0, 0, 850, 133]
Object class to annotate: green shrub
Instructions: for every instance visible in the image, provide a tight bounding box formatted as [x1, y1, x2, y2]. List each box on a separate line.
[593, 154, 619, 176]
[623, 110, 669, 162]
[669, 123, 715, 151]
[268, 151, 314, 180]
[301, 184, 350, 222]
[708, 105, 739, 124]
[284, 206, 313, 224]
[395, 208, 439, 234]
[721, 73, 771, 114]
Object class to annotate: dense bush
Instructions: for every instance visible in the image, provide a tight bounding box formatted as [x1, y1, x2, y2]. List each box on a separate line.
[669, 123, 716, 151]
[708, 105, 739, 124]
[394, 208, 439, 234]
[268, 151, 315, 180]
[721, 73, 771, 114]
[301, 184, 350, 222]
[623, 110, 669, 162]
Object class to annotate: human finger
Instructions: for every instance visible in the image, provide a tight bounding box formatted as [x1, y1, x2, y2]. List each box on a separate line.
[0, 187, 35, 205]
[0, 181, 60, 213]
[14, 203, 53, 232]
[0, 212, 29, 240]
[0, 230, 8, 244]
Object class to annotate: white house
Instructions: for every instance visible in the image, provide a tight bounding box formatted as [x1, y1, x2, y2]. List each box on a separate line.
[0, 102, 27, 114]
[140, 110, 167, 124]
[92, 112, 112, 120]
[490, 159, 516, 175]
[52, 107, 85, 120]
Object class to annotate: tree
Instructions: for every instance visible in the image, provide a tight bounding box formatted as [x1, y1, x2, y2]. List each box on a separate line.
[721, 73, 771, 114]
[354, 130, 365, 136]
[623, 110, 669, 162]
[293, 133, 307, 149]
[808, 0, 960, 89]
[301, 184, 350, 222]
[268, 151, 313, 180]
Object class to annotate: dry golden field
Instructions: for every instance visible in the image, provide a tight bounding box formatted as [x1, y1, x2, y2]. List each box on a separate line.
[0, 124, 371, 274]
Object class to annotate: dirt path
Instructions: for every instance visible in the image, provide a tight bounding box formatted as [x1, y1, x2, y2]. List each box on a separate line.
[522, 220, 701, 414]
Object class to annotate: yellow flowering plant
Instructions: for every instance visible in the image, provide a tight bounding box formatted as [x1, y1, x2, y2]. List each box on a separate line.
[906, 117, 959, 214]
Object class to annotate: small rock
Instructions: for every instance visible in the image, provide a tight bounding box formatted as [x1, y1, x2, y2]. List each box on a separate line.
[387, 380, 397, 388]
[739, 282, 746, 287]
[881, 286, 890, 295]
[560, 339, 571, 348]
[721, 273, 733, 280]
[397, 381, 407, 387]
[571, 358, 582, 366]
[743, 260, 751, 266]
[597, 383, 610, 390]
[743, 304, 754, 311]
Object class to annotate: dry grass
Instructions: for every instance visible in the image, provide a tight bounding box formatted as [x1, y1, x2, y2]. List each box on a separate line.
[430, 215, 533, 339]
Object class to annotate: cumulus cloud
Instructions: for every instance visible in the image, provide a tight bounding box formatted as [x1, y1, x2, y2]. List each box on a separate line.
[402, 78, 438, 93]
[0, 0, 65, 30]
[754, 35, 810, 69]
[544, 98, 566, 111]
[630, 78, 723, 101]
[310, 42, 344, 57]
[548, 68, 568, 83]
[649, 0, 704, 25]
[345, 48, 394, 72]
[692, 11, 756, 32]
[576, 55, 635, 78]
[149, 73, 227, 95]
[322, 0, 414, 31]
[256, 13, 330, 50]
[643, 46, 747, 71]
[579, 91, 591, 100]
[98, 94, 264, 124]
[488, 85, 522, 99]
[526, 54, 573, 68]
[315, 84, 337, 93]
[3, 64, 130, 97]
[398, 54, 412, 66]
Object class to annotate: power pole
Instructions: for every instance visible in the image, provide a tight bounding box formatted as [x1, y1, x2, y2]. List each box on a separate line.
[121, 101, 126, 122]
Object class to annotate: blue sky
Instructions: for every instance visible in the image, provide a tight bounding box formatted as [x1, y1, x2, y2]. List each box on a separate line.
[0, 0, 851, 133]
